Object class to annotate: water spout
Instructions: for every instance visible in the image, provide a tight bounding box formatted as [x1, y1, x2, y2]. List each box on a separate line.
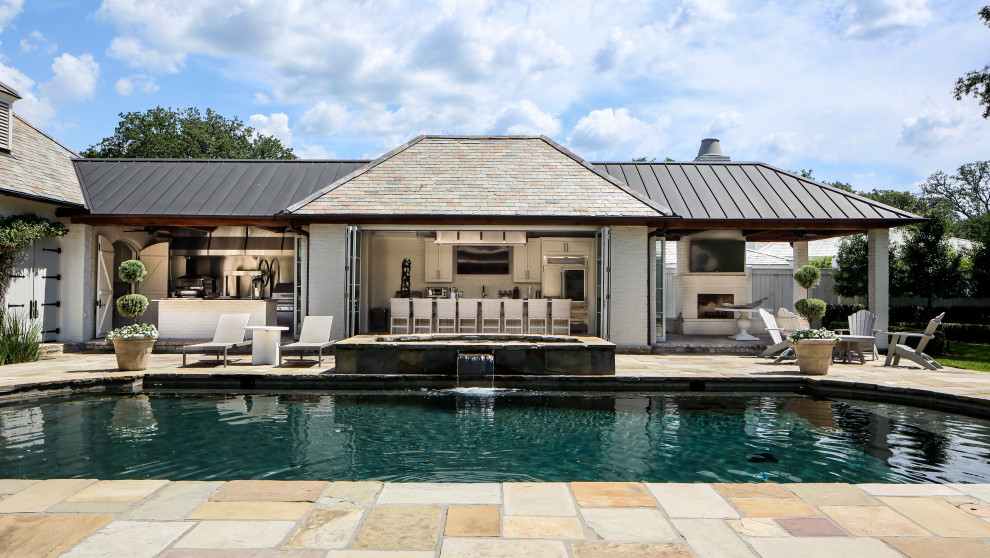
[456, 352, 495, 389]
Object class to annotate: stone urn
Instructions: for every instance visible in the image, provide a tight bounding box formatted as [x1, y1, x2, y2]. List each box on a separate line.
[113, 338, 157, 371]
[793, 338, 837, 375]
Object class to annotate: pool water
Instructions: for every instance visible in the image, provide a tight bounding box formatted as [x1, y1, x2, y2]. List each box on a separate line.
[1, 390, 989, 483]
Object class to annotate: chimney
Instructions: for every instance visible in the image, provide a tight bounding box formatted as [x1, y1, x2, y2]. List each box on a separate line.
[694, 138, 730, 162]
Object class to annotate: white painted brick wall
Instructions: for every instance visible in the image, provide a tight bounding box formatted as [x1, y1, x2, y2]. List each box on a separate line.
[609, 226, 648, 347]
[868, 229, 890, 349]
[673, 231, 752, 336]
[792, 240, 809, 306]
[308, 224, 348, 340]
[61, 223, 93, 342]
[157, 300, 275, 339]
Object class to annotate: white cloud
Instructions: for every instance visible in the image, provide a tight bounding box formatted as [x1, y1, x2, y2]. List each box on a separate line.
[298, 102, 349, 136]
[39, 53, 99, 106]
[107, 36, 184, 74]
[705, 111, 743, 138]
[19, 30, 56, 55]
[0, 0, 22, 34]
[490, 100, 561, 136]
[253, 92, 270, 104]
[897, 106, 969, 153]
[294, 144, 333, 159]
[593, 28, 633, 73]
[249, 112, 293, 146]
[567, 108, 667, 159]
[115, 73, 158, 95]
[0, 61, 54, 124]
[839, 0, 932, 39]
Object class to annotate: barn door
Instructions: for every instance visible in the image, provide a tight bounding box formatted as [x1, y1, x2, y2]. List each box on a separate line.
[95, 235, 114, 338]
[34, 238, 62, 341]
[138, 242, 169, 327]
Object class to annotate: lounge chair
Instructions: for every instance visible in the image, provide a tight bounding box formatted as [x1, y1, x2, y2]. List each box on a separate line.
[758, 308, 795, 363]
[834, 309, 880, 362]
[182, 313, 252, 367]
[884, 313, 945, 370]
[279, 315, 334, 366]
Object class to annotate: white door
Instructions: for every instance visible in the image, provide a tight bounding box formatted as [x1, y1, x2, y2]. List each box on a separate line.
[35, 238, 62, 341]
[138, 242, 169, 327]
[344, 226, 362, 337]
[595, 227, 611, 340]
[95, 235, 114, 338]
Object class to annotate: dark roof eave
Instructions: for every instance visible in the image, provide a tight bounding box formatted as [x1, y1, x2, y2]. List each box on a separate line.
[2, 188, 86, 209]
[667, 216, 927, 232]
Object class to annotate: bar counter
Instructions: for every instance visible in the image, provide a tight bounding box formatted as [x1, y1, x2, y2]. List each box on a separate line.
[158, 299, 276, 339]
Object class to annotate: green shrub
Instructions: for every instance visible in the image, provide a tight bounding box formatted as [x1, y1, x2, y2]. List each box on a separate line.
[116, 294, 149, 321]
[941, 323, 990, 343]
[793, 265, 822, 290]
[795, 298, 827, 323]
[118, 259, 147, 283]
[829, 321, 849, 331]
[823, 303, 867, 328]
[0, 311, 42, 365]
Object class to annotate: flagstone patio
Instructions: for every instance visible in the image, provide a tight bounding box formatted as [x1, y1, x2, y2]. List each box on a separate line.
[1, 352, 990, 556]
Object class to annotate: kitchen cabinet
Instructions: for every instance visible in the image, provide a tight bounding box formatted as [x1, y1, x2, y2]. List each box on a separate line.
[512, 239, 542, 282]
[424, 240, 453, 282]
[542, 238, 591, 255]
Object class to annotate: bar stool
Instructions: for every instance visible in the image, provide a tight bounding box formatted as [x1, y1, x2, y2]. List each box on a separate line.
[457, 298, 478, 332]
[436, 299, 457, 333]
[503, 299, 524, 334]
[551, 299, 571, 335]
[481, 299, 501, 333]
[390, 298, 410, 334]
[412, 298, 433, 334]
[527, 298, 548, 334]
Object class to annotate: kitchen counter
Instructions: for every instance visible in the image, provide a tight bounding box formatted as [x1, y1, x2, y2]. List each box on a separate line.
[158, 299, 276, 339]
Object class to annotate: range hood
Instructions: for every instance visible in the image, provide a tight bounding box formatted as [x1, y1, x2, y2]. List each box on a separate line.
[546, 255, 587, 265]
[169, 236, 293, 256]
[435, 231, 527, 245]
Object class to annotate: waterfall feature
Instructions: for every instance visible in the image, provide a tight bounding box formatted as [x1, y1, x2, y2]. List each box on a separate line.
[456, 352, 495, 389]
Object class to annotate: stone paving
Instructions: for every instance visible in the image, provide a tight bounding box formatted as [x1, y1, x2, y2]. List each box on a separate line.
[2, 351, 990, 556]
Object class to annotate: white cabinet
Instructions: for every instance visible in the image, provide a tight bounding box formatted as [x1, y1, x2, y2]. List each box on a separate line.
[424, 240, 453, 282]
[542, 238, 590, 255]
[512, 239, 542, 283]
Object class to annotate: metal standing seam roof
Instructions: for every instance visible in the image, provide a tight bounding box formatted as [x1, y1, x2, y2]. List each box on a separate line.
[72, 159, 366, 216]
[285, 136, 671, 218]
[593, 161, 920, 222]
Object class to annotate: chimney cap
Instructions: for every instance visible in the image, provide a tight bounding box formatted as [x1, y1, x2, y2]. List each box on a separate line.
[695, 138, 730, 162]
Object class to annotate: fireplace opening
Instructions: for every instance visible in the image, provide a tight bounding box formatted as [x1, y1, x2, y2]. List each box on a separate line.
[698, 294, 734, 319]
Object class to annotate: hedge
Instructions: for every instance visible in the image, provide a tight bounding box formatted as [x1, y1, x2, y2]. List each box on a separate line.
[940, 323, 990, 343]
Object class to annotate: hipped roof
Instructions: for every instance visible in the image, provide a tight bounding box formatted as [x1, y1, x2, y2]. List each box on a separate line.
[1, 114, 85, 206]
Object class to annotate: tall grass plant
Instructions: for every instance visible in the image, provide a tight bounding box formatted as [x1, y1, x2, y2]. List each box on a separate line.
[0, 311, 43, 365]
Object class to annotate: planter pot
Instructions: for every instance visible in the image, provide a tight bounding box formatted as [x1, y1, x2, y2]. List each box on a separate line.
[112, 337, 157, 371]
[793, 338, 837, 375]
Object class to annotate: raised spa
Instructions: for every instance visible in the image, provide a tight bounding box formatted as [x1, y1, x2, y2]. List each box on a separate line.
[2, 391, 990, 483]
[334, 334, 615, 375]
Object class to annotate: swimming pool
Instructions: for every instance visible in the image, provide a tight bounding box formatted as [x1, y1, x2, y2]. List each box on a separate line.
[1, 390, 988, 483]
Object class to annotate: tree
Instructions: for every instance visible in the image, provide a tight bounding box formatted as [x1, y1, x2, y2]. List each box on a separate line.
[900, 211, 967, 309]
[953, 6, 990, 117]
[968, 217, 990, 297]
[796, 169, 853, 192]
[832, 234, 906, 299]
[82, 107, 296, 160]
[857, 189, 943, 215]
[920, 161, 990, 220]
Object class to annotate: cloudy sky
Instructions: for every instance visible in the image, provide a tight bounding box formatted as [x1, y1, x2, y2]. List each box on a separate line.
[1, 0, 988, 191]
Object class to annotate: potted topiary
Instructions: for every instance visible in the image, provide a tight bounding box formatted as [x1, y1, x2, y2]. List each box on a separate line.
[789, 328, 837, 375]
[793, 264, 826, 328]
[106, 259, 158, 371]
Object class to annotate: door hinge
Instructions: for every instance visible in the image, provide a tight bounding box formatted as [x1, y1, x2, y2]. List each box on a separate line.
[42, 248, 62, 253]
[42, 301, 61, 307]
[9, 274, 24, 279]
[43, 274, 61, 280]
[43, 328, 60, 334]
[7, 303, 25, 308]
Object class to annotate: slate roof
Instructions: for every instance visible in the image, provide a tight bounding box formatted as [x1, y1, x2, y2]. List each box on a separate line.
[287, 136, 669, 218]
[594, 162, 919, 222]
[72, 159, 365, 216]
[0, 114, 84, 206]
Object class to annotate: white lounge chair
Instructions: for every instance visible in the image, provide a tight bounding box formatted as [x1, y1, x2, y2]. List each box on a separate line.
[759, 308, 795, 363]
[527, 299, 548, 334]
[390, 298, 410, 334]
[503, 299, 524, 334]
[457, 298, 478, 332]
[279, 315, 333, 366]
[436, 299, 457, 333]
[412, 298, 433, 333]
[481, 299, 501, 333]
[551, 299, 571, 335]
[885, 313, 945, 370]
[182, 313, 252, 367]
[834, 309, 880, 361]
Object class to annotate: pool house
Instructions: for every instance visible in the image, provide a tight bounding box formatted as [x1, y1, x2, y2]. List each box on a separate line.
[42, 134, 921, 351]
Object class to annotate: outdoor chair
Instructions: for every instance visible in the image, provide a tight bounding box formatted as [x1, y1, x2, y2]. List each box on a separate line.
[777, 308, 809, 331]
[412, 298, 433, 334]
[457, 298, 478, 332]
[181, 313, 252, 367]
[435, 299, 457, 333]
[834, 309, 880, 362]
[481, 299, 502, 333]
[758, 308, 795, 363]
[551, 299, 571, 335]
[279, 315, 333, 366]
[527, 299, 548, 334]
[503, 299, 524, 333]
[390, 298, 410, 334]
[884, 313, 946, 371]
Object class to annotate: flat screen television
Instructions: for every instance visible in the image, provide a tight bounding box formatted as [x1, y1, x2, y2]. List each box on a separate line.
[456, 246, 510, 275]
[690, 240, 745, 272]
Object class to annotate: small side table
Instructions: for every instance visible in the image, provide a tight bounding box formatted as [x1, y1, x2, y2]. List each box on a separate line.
[721, 307, 761, 341]
[245, 326, 289, 365]
[835, 334, 875, 364]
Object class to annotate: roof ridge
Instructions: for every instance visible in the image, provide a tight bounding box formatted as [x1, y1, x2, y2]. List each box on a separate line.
[15, 113, 81, 158]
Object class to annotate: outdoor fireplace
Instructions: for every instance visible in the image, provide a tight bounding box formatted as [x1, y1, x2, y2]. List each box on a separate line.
[698, 294, 734, 319]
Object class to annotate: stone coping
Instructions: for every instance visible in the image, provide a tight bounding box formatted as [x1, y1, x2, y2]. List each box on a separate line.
[1, 479, 989, 556]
